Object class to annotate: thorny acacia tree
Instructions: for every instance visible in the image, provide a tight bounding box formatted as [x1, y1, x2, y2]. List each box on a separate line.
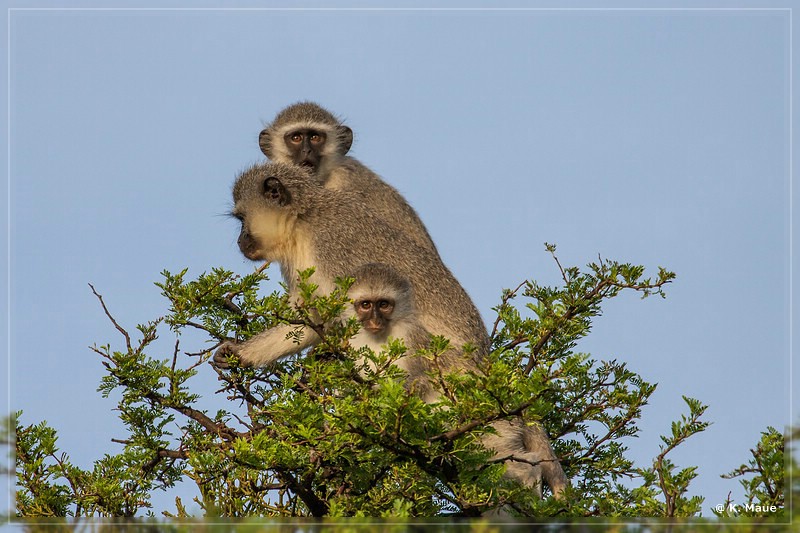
[10, 245, 789, 519]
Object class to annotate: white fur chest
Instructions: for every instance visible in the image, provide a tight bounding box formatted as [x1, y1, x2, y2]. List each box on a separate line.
[350, 321, 415, 353]
[273, 224, 336, 296]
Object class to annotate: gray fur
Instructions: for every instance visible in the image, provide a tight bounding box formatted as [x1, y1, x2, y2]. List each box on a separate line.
[230, 162, 488, 353]
[483, 419, 569, 500]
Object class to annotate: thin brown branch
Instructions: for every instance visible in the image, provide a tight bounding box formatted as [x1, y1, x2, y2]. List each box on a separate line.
[489, 453, 562, 469]
[164, 398, 239, 442]
[143, 448, 189, 474]
[157, 448, 188, 460]
[89, 283, 131, 353]
[211, 363, 269, 411]
[489, 280, 527, 339]
[184, 351, 210, 371]
[49, 451, 82, 507]
[429, 401, 535, 443]
[552, 252, 569, 285]
[104, 359, 240, 442]
[753, 448, 777, 500]
[169, 338, 180, 395]
[272, 466, 328, 517]
[579, 404, 640, 461]
[430, 350, 457, 404]
[184, 321, 214, 333]
[523, 301, 585, 374]
[344, 421, 462, 493]
[521, 278, 615, 374]
[249, 481, 287, 493]
[221, 295, 244, 316]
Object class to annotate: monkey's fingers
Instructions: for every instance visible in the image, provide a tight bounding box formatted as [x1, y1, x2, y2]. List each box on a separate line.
[211, 342, 240, 369]
[211, 354, 231, 369]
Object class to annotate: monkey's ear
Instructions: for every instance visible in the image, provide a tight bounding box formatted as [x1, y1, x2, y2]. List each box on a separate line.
[263, 177, 290, 206]
[258, 129, 272, 158]
[337, 125, 353, 155]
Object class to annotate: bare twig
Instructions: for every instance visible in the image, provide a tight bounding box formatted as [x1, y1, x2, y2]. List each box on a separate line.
[489, 280, 527, 339]
[211, 363, 267, 410]
[89, 283, 131, 353]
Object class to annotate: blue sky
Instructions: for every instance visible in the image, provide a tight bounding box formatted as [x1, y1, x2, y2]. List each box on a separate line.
[2, 1, 795, 518]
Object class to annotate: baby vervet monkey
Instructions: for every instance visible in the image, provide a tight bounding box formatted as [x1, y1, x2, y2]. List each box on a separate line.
[344, 263, 568, 499]
[345, 262, 438, 403]
[258, 101, 439, 255]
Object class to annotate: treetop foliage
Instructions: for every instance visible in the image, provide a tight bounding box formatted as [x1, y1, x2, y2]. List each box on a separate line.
[8, 245, 791, 526]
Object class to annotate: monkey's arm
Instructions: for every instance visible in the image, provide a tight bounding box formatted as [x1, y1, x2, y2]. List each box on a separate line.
[213, 324, 320, 368]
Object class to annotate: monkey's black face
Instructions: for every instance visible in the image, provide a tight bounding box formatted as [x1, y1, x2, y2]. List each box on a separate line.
[284, 128, 327, 170]
[355, 298, 395, 334]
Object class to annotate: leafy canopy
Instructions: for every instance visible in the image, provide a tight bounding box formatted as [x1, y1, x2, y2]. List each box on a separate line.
[9, 245, 788, 521]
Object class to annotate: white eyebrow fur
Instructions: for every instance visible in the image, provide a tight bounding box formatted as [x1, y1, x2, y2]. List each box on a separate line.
[271, 121, 341, 157]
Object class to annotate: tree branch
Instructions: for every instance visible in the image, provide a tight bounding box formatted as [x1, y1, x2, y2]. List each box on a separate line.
[429, 400, 535, 443]
[89, 283, 131, 353]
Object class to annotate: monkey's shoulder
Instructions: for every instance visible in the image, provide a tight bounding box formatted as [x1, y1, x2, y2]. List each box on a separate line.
[322, 157, 399, 194]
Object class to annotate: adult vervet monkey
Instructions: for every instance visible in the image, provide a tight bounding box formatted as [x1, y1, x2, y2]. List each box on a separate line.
[215, 161, 488, 367]
[213, 163, 567, 498]
[258, 102, 439, 255]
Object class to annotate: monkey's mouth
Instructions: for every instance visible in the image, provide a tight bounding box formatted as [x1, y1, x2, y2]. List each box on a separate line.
[242, 248, 264, 261]
[299, 161, 316, 169]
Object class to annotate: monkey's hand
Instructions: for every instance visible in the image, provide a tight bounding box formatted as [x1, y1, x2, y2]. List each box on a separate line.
[212, 341, 252, 370]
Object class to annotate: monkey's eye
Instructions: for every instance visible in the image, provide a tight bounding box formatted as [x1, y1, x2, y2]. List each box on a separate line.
[378, 300, 392, 310]
[289, 133, 303, 143]
[310, 133, 324, 144]
[358, 301, 372, 311]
